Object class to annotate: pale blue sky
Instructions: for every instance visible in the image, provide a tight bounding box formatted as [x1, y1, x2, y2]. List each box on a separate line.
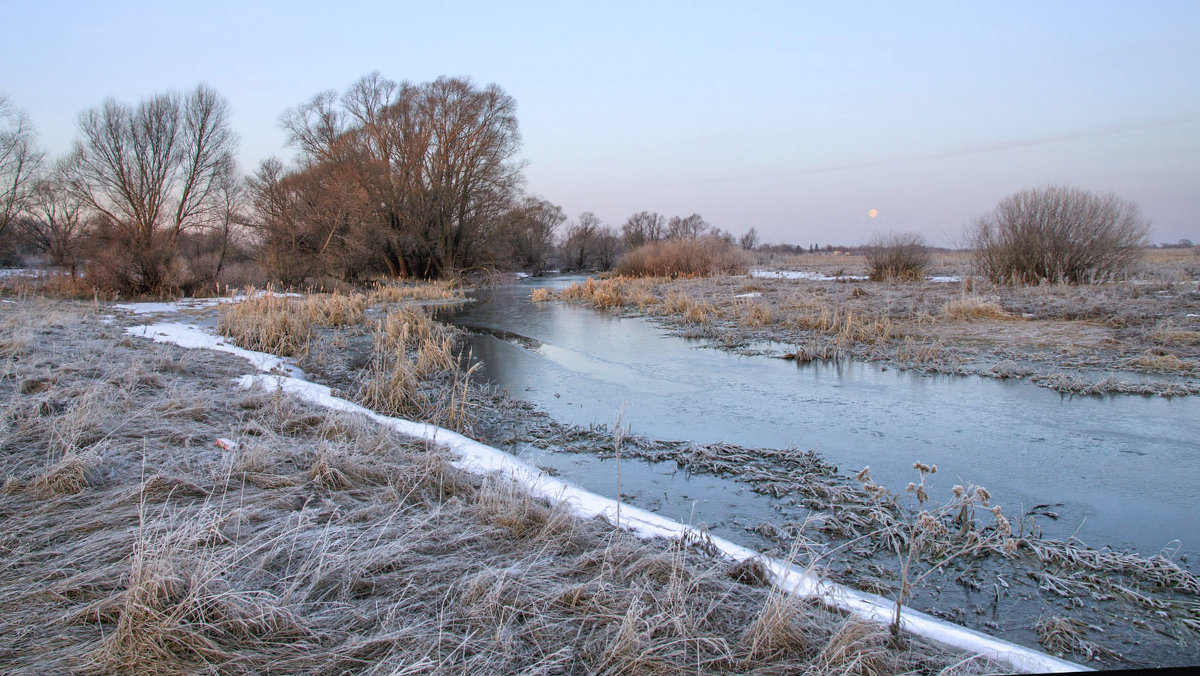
[3, 0, 1197, 245]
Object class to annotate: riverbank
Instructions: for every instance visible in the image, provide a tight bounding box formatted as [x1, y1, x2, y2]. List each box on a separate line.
[0, 296, 984, 674]
[543, 249, 1200, 396]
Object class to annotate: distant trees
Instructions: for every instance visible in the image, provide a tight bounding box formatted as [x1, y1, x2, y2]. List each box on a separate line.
[560, 212, 617, 271]
[23, 161, 87, 275]
[620, 211, 666, 249]
[65, 85, 237, 291]
[667, 213, 709, 240]
[496, 196, 564, 274]
[971, 185, 1150, 284]
[739, 227, 759, 251]
[1, 95, 42, 250]
[263, 73, 524, 280]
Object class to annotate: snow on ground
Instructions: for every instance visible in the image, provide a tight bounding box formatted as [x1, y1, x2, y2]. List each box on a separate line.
[750, 269, 961, 283]
[0, 268, 37, 278]
[113, 292, 304, 315]
[750, 269, 869, 281]
[127, 323, 304, 379]
[733, 292, 762, 298]
[124, 315, 1084, 674]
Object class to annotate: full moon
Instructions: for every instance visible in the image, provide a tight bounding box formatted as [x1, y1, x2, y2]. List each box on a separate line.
[868, 208, 878, 218]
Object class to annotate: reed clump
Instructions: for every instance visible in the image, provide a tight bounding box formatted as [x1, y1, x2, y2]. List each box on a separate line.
[616, 236, 750, 278]
[941, 296, 1011, 320]
[356, 306, 477, 432]
[217, 291, 315, 357]
[368, 279, 463, 304]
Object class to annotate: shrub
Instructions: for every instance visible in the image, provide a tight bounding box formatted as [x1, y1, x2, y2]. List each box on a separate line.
[971, 185, 1149, 284]
[614, 236, 749, 278]
[865, 233, 929, 282]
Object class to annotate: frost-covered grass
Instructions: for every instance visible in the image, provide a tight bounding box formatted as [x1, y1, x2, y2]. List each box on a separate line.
[0, 298, 1023, 674]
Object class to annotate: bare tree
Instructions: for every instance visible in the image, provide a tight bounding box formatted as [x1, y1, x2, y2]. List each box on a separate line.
[739, 227, 759, 251]
[66, 85, 237, 291]
[562, 211, 605, 271]
[620, 211, 666, 249]
[23, 161, 87, 275]
[246, 156, 373, 285]
[497, 196, 564, 274]
[972, 185, 1150, 284]
[1, 95, 43, 242]
[667, 213, 709, 239]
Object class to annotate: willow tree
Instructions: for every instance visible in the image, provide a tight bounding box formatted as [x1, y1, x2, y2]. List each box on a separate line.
[67, 85, 236, 291]
[279, 73, 523, 279]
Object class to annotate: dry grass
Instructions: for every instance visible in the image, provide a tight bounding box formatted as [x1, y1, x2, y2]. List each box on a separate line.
[356, 306, 477, 432]
[0, 298, 979, 674]
[368, 280, 463, 304]
[1126, 351, 1194, 372]
[1149, 321, 1200, 346]
[217, 291, 315, 357]
[941, 296, 1011, 320]
[616, 237, 750, 278]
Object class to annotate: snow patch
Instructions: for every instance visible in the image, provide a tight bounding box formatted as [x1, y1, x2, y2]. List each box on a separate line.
[752, 269, 961, 283]
[750, 269, 868, 281]
[130, 320, 1085, 674]
[114, 292, 303, 315]
[125, 323, 304, 379]
[733, 292, 762, 298]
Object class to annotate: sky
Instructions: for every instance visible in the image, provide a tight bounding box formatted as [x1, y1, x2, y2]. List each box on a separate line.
[3, 0, 1197, 246]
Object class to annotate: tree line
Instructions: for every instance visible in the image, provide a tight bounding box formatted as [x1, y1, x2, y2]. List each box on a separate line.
[0, 77, 760, 293]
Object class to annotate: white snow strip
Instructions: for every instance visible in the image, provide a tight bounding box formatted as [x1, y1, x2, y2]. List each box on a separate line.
[515, 272, 530, 278]
[133, 320, 1085, 674]
[751, 269, 962, 283]
[750, 269, 869, 281]
[114, 292, 304, 315]
[125, 323, 304, 379]
[733, 292, 762, 298]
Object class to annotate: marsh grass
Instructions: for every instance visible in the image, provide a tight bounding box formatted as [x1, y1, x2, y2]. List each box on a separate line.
[941, 296, 1011, 320]
[368, 279, 463, 304]
[616, 237, 750, 278]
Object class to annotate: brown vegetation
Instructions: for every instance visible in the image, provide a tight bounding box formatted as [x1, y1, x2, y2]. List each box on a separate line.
[972, 185, 1150, 284]
[866, 232, 930, 282]
[616, 236, 749, 277]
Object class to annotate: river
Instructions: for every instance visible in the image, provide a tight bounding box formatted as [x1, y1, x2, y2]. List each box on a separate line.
[442, 276, 1200, 562]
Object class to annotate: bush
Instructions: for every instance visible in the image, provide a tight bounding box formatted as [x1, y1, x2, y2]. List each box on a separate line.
[866, 233, 929, 282]
[971, 185, 1149, 284]
[614, 236, 749, 278]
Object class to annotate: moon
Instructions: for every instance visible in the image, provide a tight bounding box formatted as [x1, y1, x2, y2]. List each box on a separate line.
[868, 208, 878, 218]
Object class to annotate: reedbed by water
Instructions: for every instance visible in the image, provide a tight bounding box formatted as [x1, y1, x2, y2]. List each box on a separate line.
[544, 250, 1200, 396]
[0, 298, 987, 674]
